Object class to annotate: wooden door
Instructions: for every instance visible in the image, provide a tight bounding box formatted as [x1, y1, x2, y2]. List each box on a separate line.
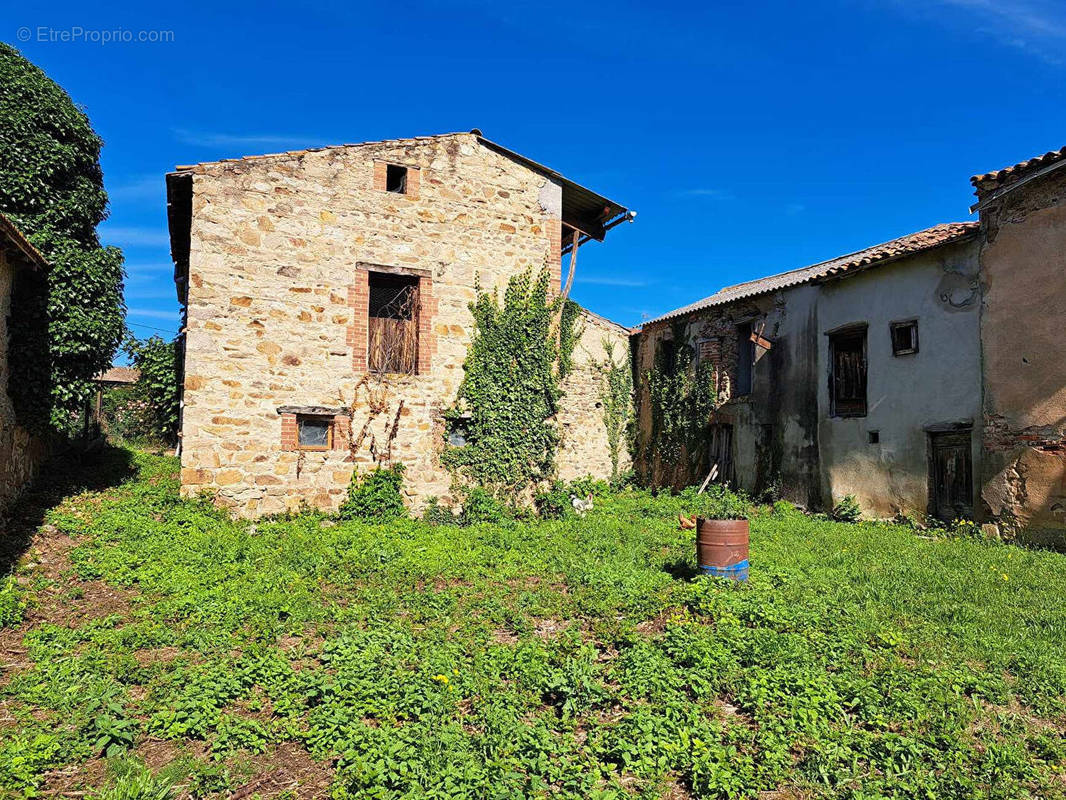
[930, 431, 973, 521]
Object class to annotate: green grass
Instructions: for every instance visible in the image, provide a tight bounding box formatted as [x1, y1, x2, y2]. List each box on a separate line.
[1, 447, 1065, 798]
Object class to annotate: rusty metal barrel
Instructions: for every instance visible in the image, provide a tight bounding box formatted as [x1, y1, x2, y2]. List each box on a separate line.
[696, 518, 750, 581]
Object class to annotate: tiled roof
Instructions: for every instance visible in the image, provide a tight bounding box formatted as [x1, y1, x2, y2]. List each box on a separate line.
[644, 223, 980, 326]
[96, 366, 140, 384]
[971, 146, 1066, 193]
[0, 211, 47, 269]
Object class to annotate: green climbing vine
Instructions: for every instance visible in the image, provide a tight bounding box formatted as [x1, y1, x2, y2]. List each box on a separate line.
[597, 340, 634, 482]
[0, 44, 126, 433]
[638, 321, 722, 485]
[442, 269, 580, 499]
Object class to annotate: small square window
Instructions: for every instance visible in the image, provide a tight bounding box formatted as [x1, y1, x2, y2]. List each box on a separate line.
[868, 430, 880, 444]
[385, 164, 408, 194]
[297, 416, 332, 450]
[891, 321, 918, 356]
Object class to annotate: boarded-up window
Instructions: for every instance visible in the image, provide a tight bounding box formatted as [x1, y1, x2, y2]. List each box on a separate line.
[829, 327, 867, 417]
[368, 273, 419, 374]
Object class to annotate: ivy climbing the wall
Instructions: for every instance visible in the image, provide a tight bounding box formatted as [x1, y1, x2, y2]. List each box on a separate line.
[443, 269, 580, 499]
[639, 321, 722, 487]
[0, 44, 126, 433]
[597, 340, 634, 483]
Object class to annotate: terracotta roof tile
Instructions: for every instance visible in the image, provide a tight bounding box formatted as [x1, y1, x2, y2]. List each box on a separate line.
[0, 211, 47, 269]
[645, 222, 979, 325]
[96, 367, 140, 384]
[971, 146, 1066, 193]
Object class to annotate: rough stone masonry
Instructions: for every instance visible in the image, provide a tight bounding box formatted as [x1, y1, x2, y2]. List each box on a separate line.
[167, 132, 632, 517]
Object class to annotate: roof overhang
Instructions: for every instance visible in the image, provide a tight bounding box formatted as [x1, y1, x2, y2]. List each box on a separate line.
[166, 171, 193, 304]
[473, 133, 634, 254]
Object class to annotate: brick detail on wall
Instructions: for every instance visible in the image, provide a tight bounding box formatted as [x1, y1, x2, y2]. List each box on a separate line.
[984, 413, 1066, 454]
[372, 161, 387, 192]
[332, 415, 351, 451]
[406, 167, 421, 200]
[280, 413, 298, 450]
[372, 161, 420, 200]
[547, 218, 562, 293]
[347, 270, 369, 372]
[349, 267, 436, 376]
[281, 412, 349, 451]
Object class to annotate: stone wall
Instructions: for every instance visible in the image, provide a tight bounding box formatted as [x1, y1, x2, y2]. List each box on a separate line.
[557, 309, 633, 483]
[176, 133, 625, 516]
[0, 247, 47, 512]
[977, 166, 1066, 545]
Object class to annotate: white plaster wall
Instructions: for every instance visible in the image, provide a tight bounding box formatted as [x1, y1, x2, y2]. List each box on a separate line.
[815, 240, 982, 518]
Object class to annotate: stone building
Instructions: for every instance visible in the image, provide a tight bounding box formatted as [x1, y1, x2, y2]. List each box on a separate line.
[167, 131, 633, 517]
[0, 212, 49, 511]
[635, 144, 1066, 545]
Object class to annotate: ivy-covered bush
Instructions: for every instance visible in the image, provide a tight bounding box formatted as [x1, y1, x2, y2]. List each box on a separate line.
[442, 269, 579, 500]
[457, 487, 512, 526]
[0, 44, 125, 432]
[339, 465, 407, 523]
[125, 336, 180, 445]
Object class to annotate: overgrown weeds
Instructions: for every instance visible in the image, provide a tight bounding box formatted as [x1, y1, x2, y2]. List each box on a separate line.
[1, 447, 1064, 798]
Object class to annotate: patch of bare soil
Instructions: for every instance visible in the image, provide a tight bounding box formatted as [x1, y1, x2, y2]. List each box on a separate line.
[228, 742, 335, 799]
[137, 737, 206, 771]
[133, 646, 182, 667]
[533, 618, 565, 639]
[0, 522, 137, 691]
[491, 628, 519, 645]
[41, 756, 109, 795]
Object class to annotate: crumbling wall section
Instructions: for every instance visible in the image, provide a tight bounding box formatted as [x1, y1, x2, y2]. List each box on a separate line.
[978, 166, 1066, 544]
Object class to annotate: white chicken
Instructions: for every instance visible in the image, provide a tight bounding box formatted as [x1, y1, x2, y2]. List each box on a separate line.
[570, 493, 594, 516]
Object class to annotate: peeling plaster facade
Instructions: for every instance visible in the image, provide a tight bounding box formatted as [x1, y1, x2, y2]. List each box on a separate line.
[635, 239, 982, 520]
[635, 145, 1066, 546]
[976, 163, 1066, 546]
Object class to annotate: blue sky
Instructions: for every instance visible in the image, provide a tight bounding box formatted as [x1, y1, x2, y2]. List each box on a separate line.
[6, 0, 1066, 346]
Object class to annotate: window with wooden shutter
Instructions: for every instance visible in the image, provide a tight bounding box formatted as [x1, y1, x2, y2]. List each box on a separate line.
[829, 327, 867, 417]
[368, 273, 419, 375]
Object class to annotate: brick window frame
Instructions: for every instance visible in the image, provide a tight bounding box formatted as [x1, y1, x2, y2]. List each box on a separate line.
[348, 264, 437, 375]
[278, 407, 351, 452]
[373, 161, 420, 199]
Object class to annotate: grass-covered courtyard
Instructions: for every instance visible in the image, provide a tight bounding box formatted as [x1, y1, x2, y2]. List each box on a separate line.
[1, 448, 1064, 799]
